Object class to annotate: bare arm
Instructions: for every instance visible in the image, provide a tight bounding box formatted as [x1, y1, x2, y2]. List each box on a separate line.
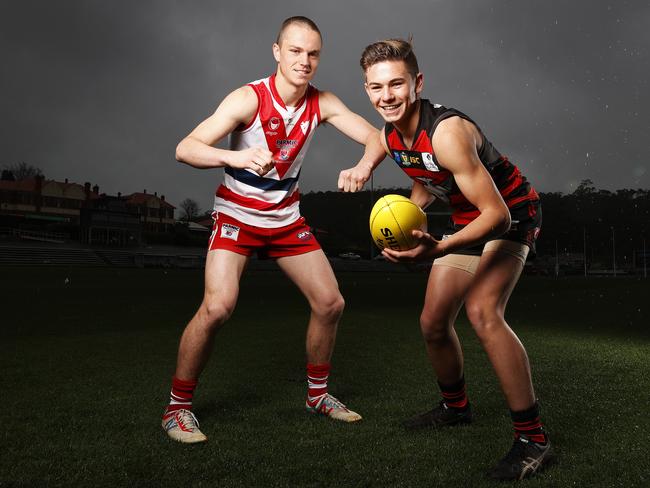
[434, 117, 511, 255]
[318, 91, 387, 192]
[409, 180, 436, 210]
[383, 117, 510, 262]
[175, 86, 274, 175]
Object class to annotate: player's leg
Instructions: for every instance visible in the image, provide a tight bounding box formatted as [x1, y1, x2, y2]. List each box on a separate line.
[175, 249, 248, 379]
[277, 249, 344, 364]
[463, 242, 552, 479]
[276, 249, 360, 422]
[163, 249, 248, 443]
[403, 258, 475, 429]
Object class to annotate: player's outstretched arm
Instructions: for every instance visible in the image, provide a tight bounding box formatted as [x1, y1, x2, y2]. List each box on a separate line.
[175, 86, 274, 176]
[318, 91, 387, 192]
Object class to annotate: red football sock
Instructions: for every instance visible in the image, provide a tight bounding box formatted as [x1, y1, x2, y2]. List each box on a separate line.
[306, 363, 330, 406]
[164, 376, 197, 416]
[511, 402, 548, 444]
[438, 376, 470, 411]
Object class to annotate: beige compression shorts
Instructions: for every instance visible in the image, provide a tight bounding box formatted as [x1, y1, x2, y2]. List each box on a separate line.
[433, 239, 530, 275]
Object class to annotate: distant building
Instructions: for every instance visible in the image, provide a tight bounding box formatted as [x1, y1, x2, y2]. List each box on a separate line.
[0, 176, 176, 246]
[0, 176, 100, 224]
[123, 191, 175, 233]
[80, 194, 142, 246]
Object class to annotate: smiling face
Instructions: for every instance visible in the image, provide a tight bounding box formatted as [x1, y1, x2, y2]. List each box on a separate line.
[273, 24, 322, 88]
[364, 60, 423, 125]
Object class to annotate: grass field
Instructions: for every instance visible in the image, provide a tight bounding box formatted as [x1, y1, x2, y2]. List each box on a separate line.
[1, 266, 649, 487]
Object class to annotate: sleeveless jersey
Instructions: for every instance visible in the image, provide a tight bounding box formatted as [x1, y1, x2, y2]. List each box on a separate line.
[384, 99, 539, 225]
[213, 74, 321, 228]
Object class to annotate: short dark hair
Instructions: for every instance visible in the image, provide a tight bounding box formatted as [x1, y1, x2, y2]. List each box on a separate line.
[276, 16, 322, 45]
[360, 38, 419, 78]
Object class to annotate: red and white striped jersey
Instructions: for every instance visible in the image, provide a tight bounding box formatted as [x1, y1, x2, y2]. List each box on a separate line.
[213, 74, 321, 228]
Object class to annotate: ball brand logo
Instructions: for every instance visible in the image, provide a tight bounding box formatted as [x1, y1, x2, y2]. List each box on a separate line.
[380, 227, 400, 250]
[297, 231, 311, 240]
[269, 117, 280, 130]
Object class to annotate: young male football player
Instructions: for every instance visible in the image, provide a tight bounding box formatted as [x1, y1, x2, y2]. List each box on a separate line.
[338, 39, 552, 481]
[162, 16, 385, 443]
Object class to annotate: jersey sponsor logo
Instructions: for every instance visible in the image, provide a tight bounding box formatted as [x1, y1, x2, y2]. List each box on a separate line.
[269, 117, 280, 130]
[394, 150, 440, 172]
[276, 139, 298, 161]
[296, 230, 312, 240]
[422, 152, 440, 172]
[220, 223, 240, 241]
[393, 150, 425, 168]
[276, 139, 298, 147]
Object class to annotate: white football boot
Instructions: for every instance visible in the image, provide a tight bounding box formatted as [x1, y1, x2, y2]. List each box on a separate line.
[306, 394, 362, 422]
[162, 409, 207, 443]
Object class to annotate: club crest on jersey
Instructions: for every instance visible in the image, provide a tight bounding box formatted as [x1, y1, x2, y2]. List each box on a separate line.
[220, 223, 240, 241]
[269, 117, 280, 130]
[296, 230, 312, 240]
[300, 120, 309, 135]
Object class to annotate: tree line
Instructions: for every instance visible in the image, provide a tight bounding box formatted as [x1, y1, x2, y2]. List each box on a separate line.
[298, 179, 650, 269]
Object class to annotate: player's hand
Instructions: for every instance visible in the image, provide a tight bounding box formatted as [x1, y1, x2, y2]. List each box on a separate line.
[228, 147, 274, 176]
[382, 230, 444, 262]
[338, 163, 373, 192]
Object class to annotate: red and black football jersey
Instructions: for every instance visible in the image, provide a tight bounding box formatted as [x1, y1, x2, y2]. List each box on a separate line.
[384, 99, 539, 225]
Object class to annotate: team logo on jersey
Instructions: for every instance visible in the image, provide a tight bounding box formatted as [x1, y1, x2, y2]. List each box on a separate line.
[276, 139, 298, 161]
[393, 150, 424, 168]
[300, 120, 309, 135]
[422, 152, 440, 172]
[269, 117, 280, 130]
[220, 223, 240, 241]
[296, 230, 312, 240]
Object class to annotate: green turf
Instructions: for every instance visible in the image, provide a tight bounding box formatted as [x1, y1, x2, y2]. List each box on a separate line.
[1, 267, 648, 487]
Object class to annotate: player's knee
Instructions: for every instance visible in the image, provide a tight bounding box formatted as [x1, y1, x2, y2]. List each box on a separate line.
[465, 300, 501, 337]
[419, 313, 451, 345]
[199, 300, 235, 329]
[312, 292, 345, 321]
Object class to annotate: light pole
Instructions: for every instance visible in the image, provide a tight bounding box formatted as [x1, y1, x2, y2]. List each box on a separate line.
[611, 227, 616, 277]
[643, 237, 648, 278]
[583, 226, 587, 277]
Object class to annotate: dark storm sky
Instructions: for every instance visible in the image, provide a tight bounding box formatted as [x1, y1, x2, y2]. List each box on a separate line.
[1, 0, 648, 213]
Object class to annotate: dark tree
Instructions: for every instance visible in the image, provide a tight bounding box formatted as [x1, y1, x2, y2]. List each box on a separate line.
[2, 162, 43, 180]
[179, 198, 200, 222]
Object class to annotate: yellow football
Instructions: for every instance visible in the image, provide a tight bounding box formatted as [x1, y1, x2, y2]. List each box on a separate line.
[369, 194, 427, 251]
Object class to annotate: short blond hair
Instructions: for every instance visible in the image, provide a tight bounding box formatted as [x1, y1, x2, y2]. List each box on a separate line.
[276, 16, 322, 45]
